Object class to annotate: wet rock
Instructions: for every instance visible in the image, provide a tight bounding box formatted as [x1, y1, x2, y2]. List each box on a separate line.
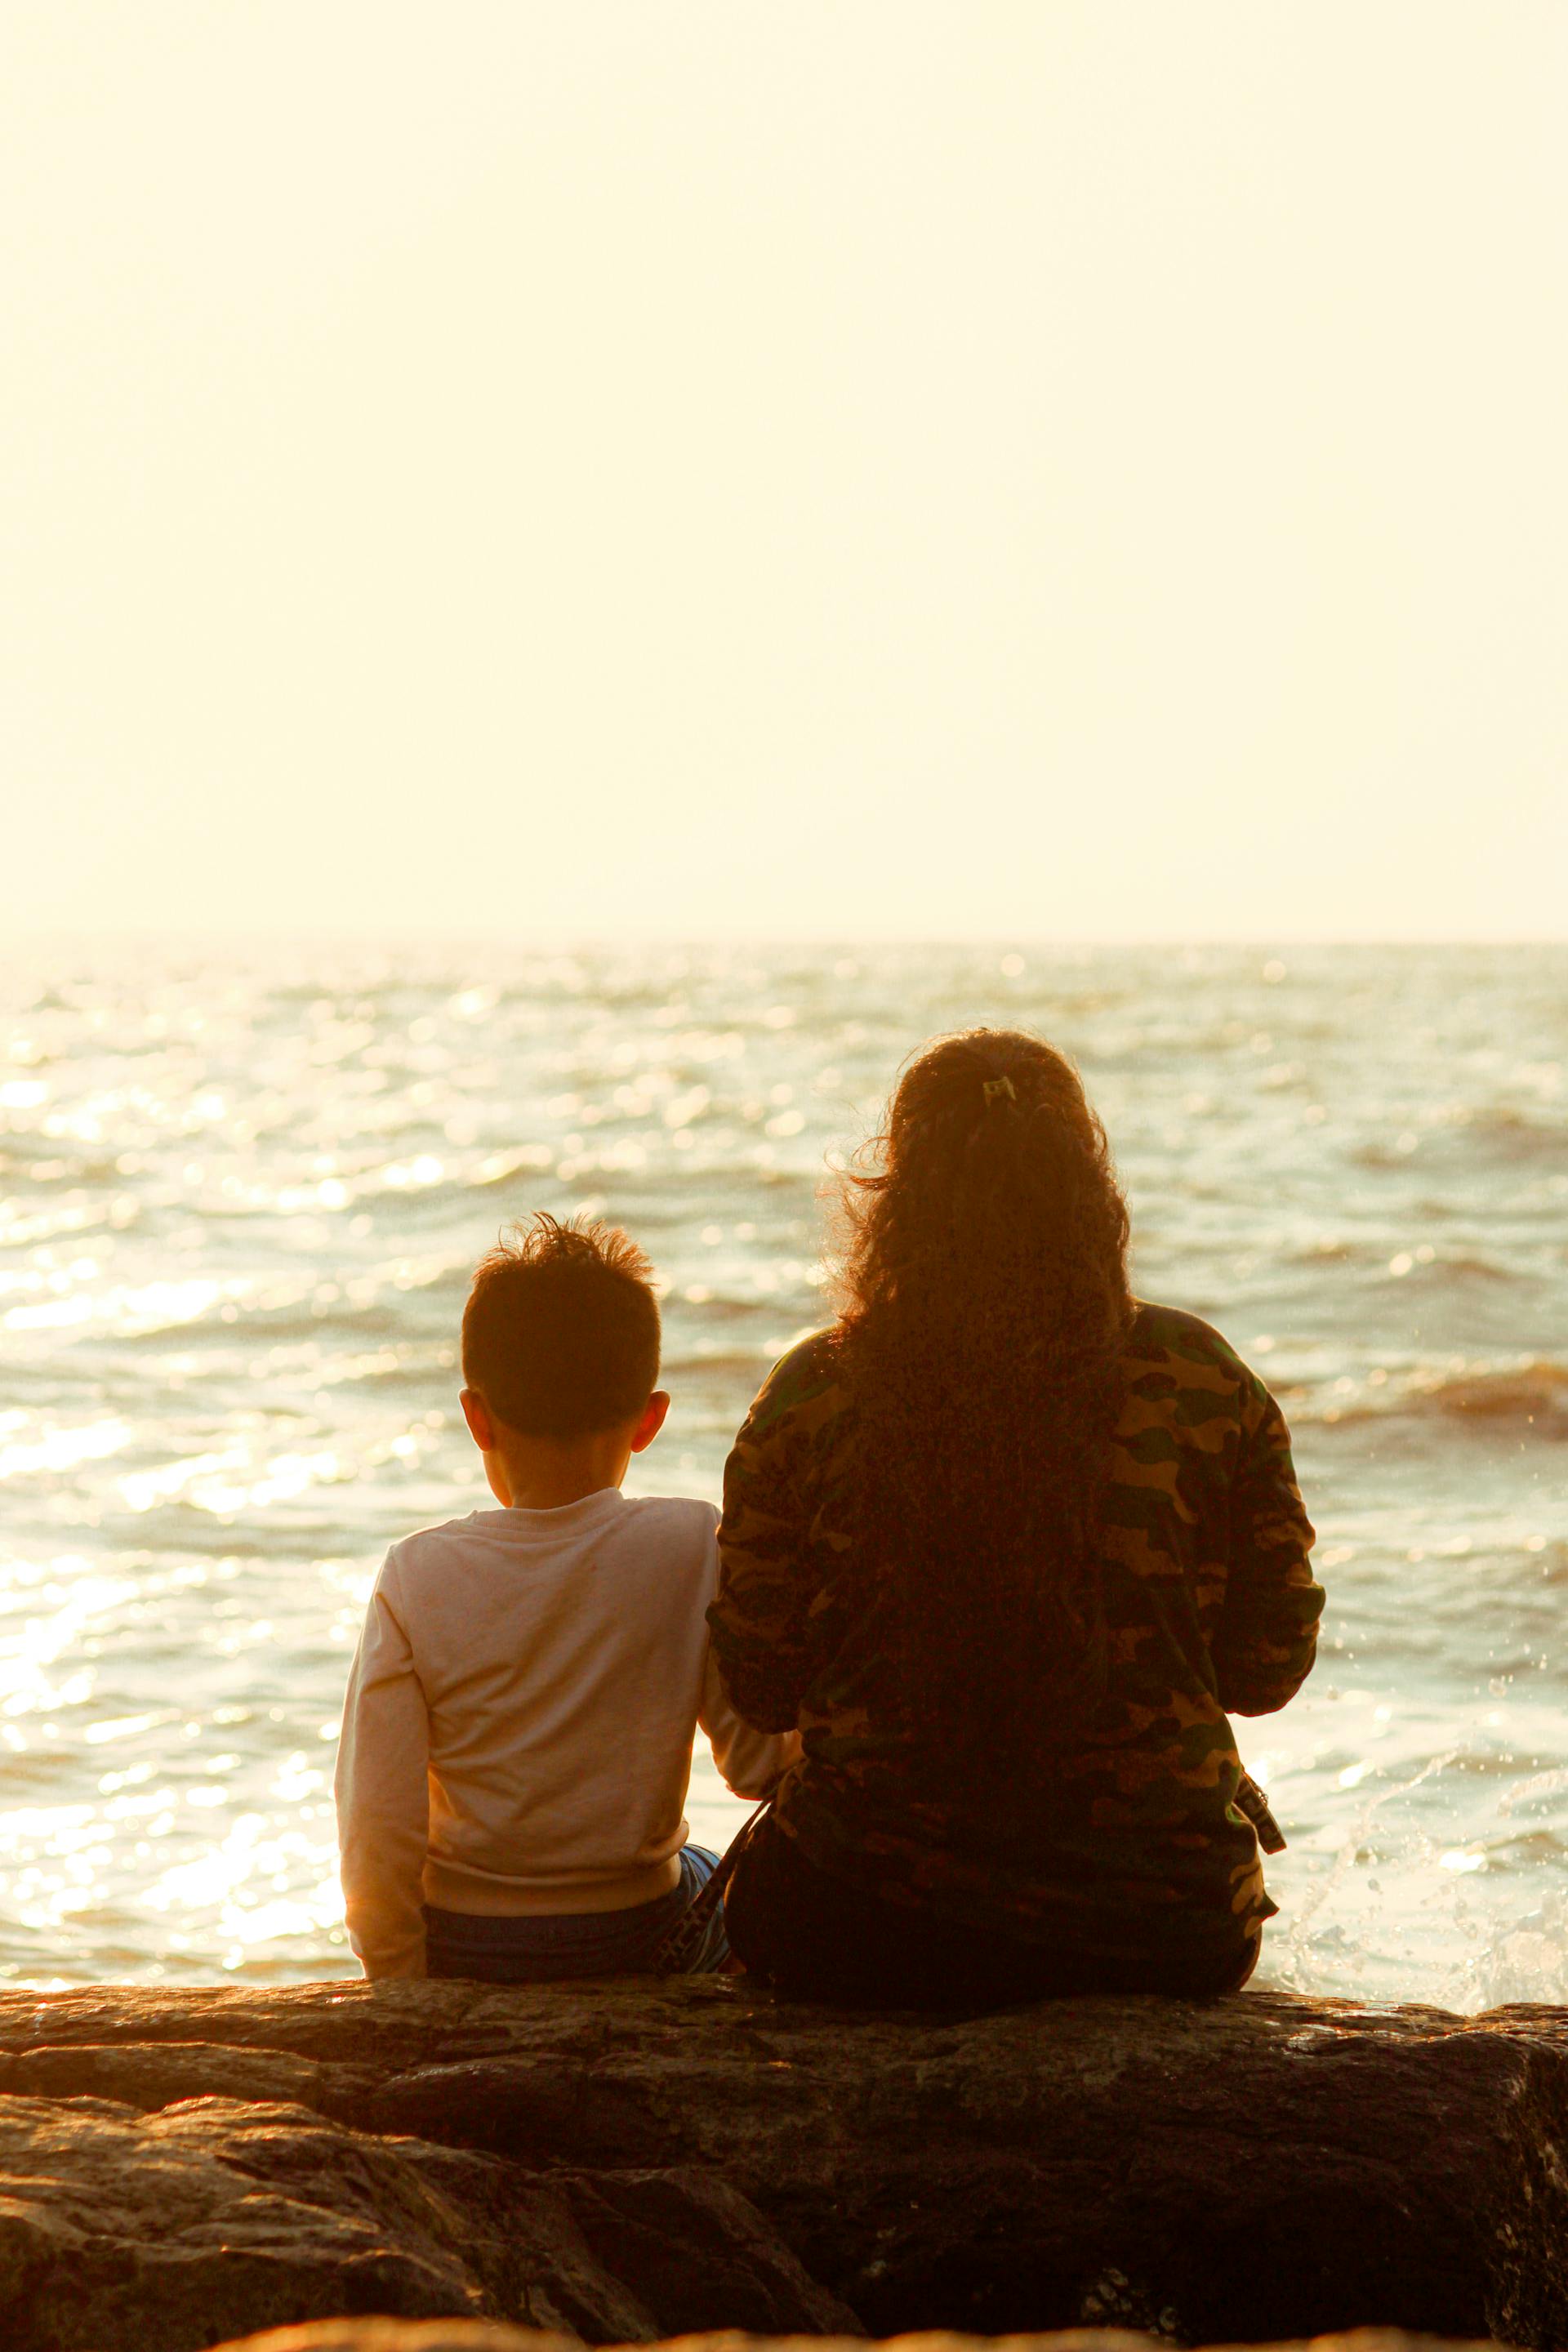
[5, 2037, 372, 2119]
[206, 2328, 580, 2352]
[0, 2090, 853, 2352]
[203, 2331, 1511, 2352]
[0, 1981, 1563, 2347]
[208, 2330, 579, 2352]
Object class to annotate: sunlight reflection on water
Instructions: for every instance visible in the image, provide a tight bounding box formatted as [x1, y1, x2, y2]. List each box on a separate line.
[0, 938, 1564, 2001]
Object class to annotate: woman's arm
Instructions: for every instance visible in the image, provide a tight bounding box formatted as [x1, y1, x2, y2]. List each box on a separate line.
[708, 1360, 834, 1732]
[698, 1644, 803, 1793]
[1212, 1383, 1324, 1717]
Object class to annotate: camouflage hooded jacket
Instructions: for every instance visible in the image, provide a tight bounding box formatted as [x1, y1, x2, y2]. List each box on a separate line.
[707, 1302, 1323, 1963]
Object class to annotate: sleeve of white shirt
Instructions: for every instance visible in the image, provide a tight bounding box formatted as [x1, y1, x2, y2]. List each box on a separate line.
[693, 1508, 801, 1795]
[334, 1551, 430, 1979]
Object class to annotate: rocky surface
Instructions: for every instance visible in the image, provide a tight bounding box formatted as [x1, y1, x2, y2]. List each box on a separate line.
[201, 2331, 1514, 2352]
[0, 2087, 851, 2352]
[0, 1980, 1561, 2349]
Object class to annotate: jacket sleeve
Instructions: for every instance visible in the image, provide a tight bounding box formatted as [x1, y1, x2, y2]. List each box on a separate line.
[334, 1554, 430, 1979]
[697, 1644, 803, 1797]
[1212, 1383, 1324, 1717]
[707, 1380, 829, 1734]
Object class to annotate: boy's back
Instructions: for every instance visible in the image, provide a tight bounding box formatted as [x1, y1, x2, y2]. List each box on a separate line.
[335, 1214, 798, 1980]
[337, 1488, 786, 1974]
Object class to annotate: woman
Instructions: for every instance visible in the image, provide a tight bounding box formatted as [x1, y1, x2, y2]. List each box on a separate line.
[707, 1027, 1322, 2008]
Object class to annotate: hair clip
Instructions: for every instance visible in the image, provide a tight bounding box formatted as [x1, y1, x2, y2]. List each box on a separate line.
[982, 1075, 1017, 1107]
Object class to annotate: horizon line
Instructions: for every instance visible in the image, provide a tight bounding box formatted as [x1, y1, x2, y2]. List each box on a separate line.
[4, 927, 1566, 954]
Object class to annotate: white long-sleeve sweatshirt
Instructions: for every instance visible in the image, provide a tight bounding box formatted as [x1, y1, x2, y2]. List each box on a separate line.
[335, 1487, 799, 1978]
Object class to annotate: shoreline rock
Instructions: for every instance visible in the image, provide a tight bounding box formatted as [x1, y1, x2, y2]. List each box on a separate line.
[202, 2331, 1515, 2352]
[0, 1980, 1561, 2350]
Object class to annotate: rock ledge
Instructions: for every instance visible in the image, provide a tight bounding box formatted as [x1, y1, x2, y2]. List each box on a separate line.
[0, 1980, 1561, 2350]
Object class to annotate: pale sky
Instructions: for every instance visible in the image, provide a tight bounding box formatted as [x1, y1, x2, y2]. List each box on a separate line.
[3, 3, 1565, 941]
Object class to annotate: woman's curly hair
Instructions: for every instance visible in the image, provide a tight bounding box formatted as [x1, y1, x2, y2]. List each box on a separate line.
[832, 1027, 1134, 1746]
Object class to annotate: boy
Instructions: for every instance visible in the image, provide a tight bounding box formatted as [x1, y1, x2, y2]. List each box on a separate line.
[335, 1214, 798, 1980]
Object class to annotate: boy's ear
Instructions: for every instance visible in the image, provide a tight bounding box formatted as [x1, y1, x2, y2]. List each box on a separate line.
[460, 1388, 497, 1453]
[628, 1390, 670, 1454]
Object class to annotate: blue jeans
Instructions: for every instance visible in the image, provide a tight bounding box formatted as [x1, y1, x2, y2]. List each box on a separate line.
[423, 1844, 727, 1982]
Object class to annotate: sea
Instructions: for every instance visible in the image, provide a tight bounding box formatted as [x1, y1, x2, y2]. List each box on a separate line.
[0, 938, 1563, 2006]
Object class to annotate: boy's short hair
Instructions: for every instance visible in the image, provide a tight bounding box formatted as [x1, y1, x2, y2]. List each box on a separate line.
[462, 1214, 661, 1438]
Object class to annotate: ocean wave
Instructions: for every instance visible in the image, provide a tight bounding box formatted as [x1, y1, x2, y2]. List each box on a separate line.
[1285, 1239, 1518, 1281]
[661, 1342, 803, 1378]
[1414, 1252, 1517, 1285]
[1304, 1356, 1568, 1432]
[1449, 1107, 1567, 1162]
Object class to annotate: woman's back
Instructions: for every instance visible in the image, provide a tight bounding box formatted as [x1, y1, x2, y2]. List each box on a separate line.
[710, 1298, 1321, 1975]
[710, 1024, 1322, 2004]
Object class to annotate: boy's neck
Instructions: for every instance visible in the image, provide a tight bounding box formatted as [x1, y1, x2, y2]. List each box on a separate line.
[461, 1386, 668, 1512]
[483, 1428, 634, 1512]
